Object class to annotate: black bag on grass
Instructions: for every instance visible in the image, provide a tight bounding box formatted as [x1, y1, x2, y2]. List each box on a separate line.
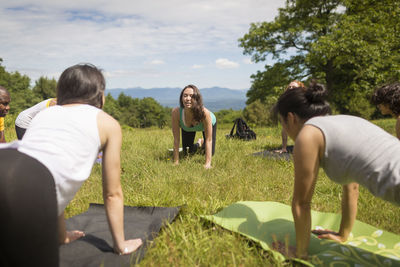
[227, 118, 256, 141]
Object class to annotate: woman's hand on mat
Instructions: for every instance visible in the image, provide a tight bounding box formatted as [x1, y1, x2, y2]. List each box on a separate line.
[115, 238, 143, 255]
[64, 230, 85, 244]
[312, 229, 346, 242]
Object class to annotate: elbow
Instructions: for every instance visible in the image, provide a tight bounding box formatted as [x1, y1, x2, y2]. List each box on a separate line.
[103, 190, 123, 203]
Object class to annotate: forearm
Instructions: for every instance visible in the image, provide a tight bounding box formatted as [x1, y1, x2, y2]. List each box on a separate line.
[204, 138, 212, 165]
[282, 129, 288, 149]
[104, 190, 125, 249]
[339, 183, 359, 240]
[292, 200, 311, 259]
[173, 140, 180, 163]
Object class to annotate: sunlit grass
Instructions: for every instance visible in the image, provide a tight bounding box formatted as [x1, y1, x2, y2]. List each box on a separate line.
[3, 115, 399, 266]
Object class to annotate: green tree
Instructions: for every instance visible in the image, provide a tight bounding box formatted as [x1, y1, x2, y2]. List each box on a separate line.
[32, 76, 57, 99]
[0, 59, 41, 114]
[243, 99, 272, 126]
[103, 93, 122, 121]
[138, 97, 169, 128]
[215, 109, 243, 124]
[240, 0, 400, 118]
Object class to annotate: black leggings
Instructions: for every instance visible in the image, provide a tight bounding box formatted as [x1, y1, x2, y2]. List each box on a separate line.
[0, 149, 59, 267]
[181, 122, 217, 155]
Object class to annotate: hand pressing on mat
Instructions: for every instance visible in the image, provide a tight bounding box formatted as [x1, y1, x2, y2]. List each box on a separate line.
[114, 238, 143, 255]
[274, 148, 288, 154]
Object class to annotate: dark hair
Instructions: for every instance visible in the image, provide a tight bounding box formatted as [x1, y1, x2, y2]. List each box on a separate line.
[57, 64, 105, 108]
[273, 81, 331, 122]
[371, 81, 400, 116]
[179, 84, 205, 122]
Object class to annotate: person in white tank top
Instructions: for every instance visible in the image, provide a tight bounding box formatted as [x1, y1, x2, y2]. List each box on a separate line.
[0, 64, 141, 266]
[273, 81, 400, 260]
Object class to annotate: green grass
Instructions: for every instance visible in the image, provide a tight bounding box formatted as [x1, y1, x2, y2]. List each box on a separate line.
[4, 116, 400, 266]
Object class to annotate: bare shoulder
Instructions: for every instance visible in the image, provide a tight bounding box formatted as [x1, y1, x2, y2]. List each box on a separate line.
[202, 107, 212, 121]
[97, 111, 122, 146]
[295, 124, 325, 157]
[172, 107, 180, 115]
[98, 110, 120, 129]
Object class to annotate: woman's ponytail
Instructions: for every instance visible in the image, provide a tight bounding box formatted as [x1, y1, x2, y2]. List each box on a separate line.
[305, 80, 328, 104]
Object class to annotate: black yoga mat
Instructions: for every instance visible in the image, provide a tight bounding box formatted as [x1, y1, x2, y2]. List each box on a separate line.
[60, 204, 181, 267]
[252, 145, 293, 161]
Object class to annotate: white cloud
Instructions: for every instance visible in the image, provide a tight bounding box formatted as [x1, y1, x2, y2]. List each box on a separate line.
[243, 58, 253, 64]
[215, 58, 239, 69]
[191, 64, 204, 69]
[149, 60, 165, 65]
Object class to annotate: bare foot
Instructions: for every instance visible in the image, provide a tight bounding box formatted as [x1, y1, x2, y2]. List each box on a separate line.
[64, 230, 85, 244]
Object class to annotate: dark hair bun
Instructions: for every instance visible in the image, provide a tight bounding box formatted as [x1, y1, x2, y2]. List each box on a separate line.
[305, 81, 328, 103]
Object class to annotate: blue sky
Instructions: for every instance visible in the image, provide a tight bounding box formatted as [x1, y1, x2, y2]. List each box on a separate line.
[0, 1, 285, 90]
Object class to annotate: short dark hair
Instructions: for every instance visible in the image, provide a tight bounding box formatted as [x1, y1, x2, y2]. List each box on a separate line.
[273, 80, 331, 122]
[371, 81, 400, 116]
[57, 64, 105, 108]
[179, 84, 205, 122]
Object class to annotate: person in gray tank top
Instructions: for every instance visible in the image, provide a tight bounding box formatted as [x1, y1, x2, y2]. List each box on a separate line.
[272, 81, 400, 260]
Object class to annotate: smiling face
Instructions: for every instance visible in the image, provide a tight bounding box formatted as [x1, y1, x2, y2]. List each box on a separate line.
[181, 87, 194, 109]
[0, 92, 11, 117]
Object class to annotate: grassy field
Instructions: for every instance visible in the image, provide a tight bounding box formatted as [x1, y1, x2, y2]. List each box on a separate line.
[4, 116, 400, 266]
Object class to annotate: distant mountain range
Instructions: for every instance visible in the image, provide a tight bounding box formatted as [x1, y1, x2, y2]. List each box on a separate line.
[105, 87, 248, 111]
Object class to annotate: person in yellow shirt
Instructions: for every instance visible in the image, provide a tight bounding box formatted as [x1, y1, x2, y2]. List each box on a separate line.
[0, 86, 11, 143]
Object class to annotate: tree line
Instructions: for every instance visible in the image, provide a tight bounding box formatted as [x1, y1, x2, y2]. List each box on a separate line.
[240, 0, 400, 120]
[0, 59, 171, 128]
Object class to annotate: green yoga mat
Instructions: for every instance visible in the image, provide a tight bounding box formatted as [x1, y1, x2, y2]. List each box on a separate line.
[202, 201, 400, 266]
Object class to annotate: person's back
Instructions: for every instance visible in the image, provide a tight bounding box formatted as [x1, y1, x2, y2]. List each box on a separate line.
[306, 114, 400, 204]
[18, 104, 101, 212]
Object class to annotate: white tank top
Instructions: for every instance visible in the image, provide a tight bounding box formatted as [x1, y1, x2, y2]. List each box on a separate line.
[15, 98, 55, 128]
[18, 104, 101, 214]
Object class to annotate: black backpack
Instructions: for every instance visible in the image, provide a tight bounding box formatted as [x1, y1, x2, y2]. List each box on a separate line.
[227, 118, 256, 141]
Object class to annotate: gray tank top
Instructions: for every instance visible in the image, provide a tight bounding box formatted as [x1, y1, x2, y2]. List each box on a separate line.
[305, 115, 400, 205]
